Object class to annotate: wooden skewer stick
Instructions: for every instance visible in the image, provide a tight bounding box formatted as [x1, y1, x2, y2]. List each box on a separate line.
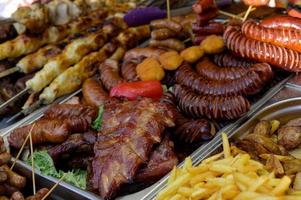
[0, 67, 19, 79]
[243, 6, 254, 22]
[238, 7, 256, 17]
[29, 130, 36, 195]
[10, 123, 35, 170]
[41, 173, 67, 200]
[166, 0, 171, 20]
[218, 10, 244, 20]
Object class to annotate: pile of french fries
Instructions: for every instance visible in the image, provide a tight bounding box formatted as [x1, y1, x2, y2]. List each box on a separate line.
[156, 133, 301, 200]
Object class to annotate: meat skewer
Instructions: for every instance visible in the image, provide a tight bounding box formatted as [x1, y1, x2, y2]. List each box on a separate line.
[0, 9, 109, 79]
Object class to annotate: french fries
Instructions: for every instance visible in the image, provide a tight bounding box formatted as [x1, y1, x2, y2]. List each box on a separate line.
[156, 133, 300, 200]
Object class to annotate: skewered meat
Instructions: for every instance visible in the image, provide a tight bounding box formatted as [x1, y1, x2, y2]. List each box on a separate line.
[25, 188, 49, 200]
[26, 18, 125, 93]
[99, 59, 125, 91]
[260, 15, 301, 31]
[192, 0, 216, 14]
[134, 136, 178, 183]
[124, 47, 165, 62]
[10, 191, 24, 200]
[0, 9, 108, 60]
[0, 24, 16, 43]
[149, 39, 185, 51]
[196, 57, 273, 81]
[224, 25, 301, 72]
[195, 8, 218, 25]
[242, 20, 301, 53]
[90, 99, 175, 200]
[8, 119, 70, 149]
[151, 28, 176, 40]
[82, 78, 109, 108]
[160, 92, 215, 143]
[0, 153, 11, 166]
[173, 84, 250, 120]
[1, 165, 26, 189]
[212, 53, 255, 68]
[175, 62, 272, 96]
[150, 19, 182, 32]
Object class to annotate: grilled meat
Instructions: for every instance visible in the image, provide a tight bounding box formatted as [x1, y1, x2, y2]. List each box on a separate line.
[90, 98, 175, 200]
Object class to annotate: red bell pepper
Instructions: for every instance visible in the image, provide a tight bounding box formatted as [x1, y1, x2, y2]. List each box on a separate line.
[288, 9, 301, 19]
[110, 80, 163, 100]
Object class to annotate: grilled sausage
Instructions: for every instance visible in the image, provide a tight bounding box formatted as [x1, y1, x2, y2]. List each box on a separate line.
[2, 165, 26, 189]
[82, 78, 109, 108]
[149, 39, 185, 51]
[124, 47, 166, 62]
[26, 188, 49, 200]
[192, 0, 216, 14]
[224, 25, 301, 72]
[192, 22, 224, 35]
[10, 191, 25, 200]
[212, 53, 255, 68]
[0, 167, 7, 183]
[193, 35, 207, 45]
[8, 120, 70, 149]
[260, 15, 301, 31]
[242, 0, 269, 6]
[196, 57, 272, 81]
[150, 19, 182, 32]
[151, 28, 176, 40]
[0, 152, 11, 166]
[242, 20, 301, 53]
[173, 84, 250, 120]
[196, 8, 218, 25]
[121, 61, 139, 81]
[161, 92, 215, 143]
[99, 59, 125, 91]
[175, 63, 272, 96]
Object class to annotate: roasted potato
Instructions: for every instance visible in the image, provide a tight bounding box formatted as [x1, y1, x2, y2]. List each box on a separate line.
[278, 126, 301, 150]
[200, 35, 224, 54]
[180, 46, 204, 63]
[159, 51, 183, 70]
[253, 120, 271, 136]
[136, 58, 165, 81]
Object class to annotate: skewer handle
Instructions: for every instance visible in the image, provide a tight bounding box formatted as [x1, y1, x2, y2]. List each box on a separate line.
[0, 67, 19, 79]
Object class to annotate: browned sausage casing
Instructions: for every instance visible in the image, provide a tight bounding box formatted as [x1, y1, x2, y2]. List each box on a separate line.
[192, 0, 215, 14]
[150, 19, 182, 32]
[149, 39, 185, 51]
[212, 53, 255, 68]
[124, 47, 166, 61]
[224, 25, 301, 72]
[0, 152, 11, 166]
[173, 84, 250, 120]
[196, 57, 273, 81]
[192, 22, 224, 35]
[82, 78, 109, 108]
[26, 188, 49, 200]
[175, 63, 272, 96]
[121, 61, 139, 82]
[151, 28, 176, 40]
[260, 15, 301, 31]
[10, 191, 25, 200]
[2, 165, 26, 189]
[242, 20, 301, 53]
[196, 8, 218, 25]
[8, 119, 70, 149]
[99, 59, 125, 91]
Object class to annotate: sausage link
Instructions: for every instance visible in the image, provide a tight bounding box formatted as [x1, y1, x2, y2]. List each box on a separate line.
[121, 61, 139, 81]
[26, 188, 49, 200]
[224, 25, 301, 72]
[160, 92, 215, 143]
[149, 39, 185, 51]
[173, 84, 250, 120]
[0, 152, 11, 165]
[82, 78, 109, 108]
[99, 59, 125, 91]
[10, 191, 25, 200]
[150, 19, 182, 32]
[192, 0, 215, 14]
[212, 53, 255, 68]
[151, 28, 176, 40]
[192, 22, 224, 35]
[175, 63, 272, 96]
[124, 47, 165, 62]
[193, 34, 207, 45]
[196, 8, 218, 25]
[260, 15, 301, 31]
[242, 20, 301, 53]
[2, 165, 26, 189]
[196, 57, 272, 81]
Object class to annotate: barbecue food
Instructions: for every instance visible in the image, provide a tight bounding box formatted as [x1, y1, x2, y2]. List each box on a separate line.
[175, 62, 272, 96]
[0, 9, 108, 60]
[150, 19, 182, 32]
[100, 59, 125, 91]
[224, 25, 301, 72]
[242, 20, 301, 53]
[136, 58, 165, 81]
[149, 39, 185, 51]
[192, 22, 224, 35]
[151, 28, 177, 40]
[90, 98, 175, 199]
[82, 78, 109, 108]
[173, 84, 250, 120]
[192, 0, 216, 14]
[260, 15, 301, 31]
[0, 24, 17, 43]
[212, 53, 255, 68]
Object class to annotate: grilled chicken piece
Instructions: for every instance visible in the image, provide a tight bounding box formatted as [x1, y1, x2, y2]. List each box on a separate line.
[90, 98, 175, 200]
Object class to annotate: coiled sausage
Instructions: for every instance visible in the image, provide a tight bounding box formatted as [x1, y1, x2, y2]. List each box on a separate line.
[175, 63, 272, 96]
[173, 84, 250, 120]
[196, 57, 272, 81]
[242, 20, 301, 53]
[260, 15, 301, 31]
[82, 78, 109, 108]
[224, 25, 301, 72]
[212, 53, 255, 68]
[99, 59, 125, 91]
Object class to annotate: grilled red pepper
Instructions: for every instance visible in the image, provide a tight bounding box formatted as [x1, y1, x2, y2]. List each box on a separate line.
[110, 80, 163, 100]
